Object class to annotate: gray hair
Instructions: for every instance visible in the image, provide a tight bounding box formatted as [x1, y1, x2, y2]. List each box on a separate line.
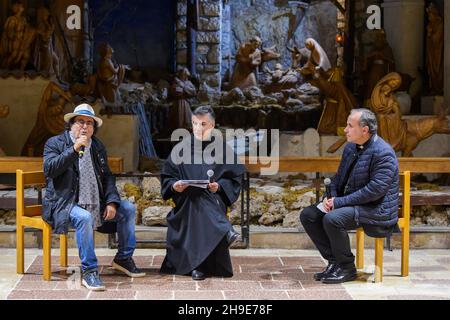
[351, 108, 377, 135]
[192, 105, 215, 122]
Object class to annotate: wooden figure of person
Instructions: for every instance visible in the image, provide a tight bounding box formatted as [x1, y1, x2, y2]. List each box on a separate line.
[362, 29, 395, 105]
[0, 1, 26, 69]
[230, 36, 262, 90]
[95, 43, 130, 107]
[33, 6, 59, 78]
[370, 72, 406, 151]
[371, 72, 450, 156]
[169, 67, 197, 131]
[300, 65, 356, 135]
[301, 38, 332, 74]
[21, 82, 72, 156]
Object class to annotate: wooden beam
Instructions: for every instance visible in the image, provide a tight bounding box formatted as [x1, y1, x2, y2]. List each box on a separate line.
[0, 157, 124, 174]
[241, 157, 450, 174]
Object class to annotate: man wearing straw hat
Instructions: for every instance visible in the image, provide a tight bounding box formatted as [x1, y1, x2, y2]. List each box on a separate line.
[43, 103, 145, 291]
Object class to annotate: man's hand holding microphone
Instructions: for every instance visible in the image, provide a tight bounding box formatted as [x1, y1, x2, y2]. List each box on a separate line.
[73, 134, 88, 158]
[323, 178, 334, 213]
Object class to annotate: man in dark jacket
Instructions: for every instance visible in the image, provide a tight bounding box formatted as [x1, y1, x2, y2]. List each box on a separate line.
[300, 108, 399, 284]
[43, 104, 145, 291]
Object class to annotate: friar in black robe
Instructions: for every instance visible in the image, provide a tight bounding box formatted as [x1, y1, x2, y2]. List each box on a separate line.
[159, 107, 245, 279]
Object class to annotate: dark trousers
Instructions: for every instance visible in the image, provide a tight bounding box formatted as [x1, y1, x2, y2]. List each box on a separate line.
[300, 204, 358, 269]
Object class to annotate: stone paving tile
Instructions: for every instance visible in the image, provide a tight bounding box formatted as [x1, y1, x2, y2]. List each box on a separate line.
[300, 281, 344, 290]
[8, 289, 89, 300]
[120, 281, 196, 291]
[223, 290, 289, 300]
[239, 265, 302, 274]
[222, 272, 272, 281]
[14, 281, 58, 290]
[385, 265, 449, 273]
[174, 290, 225, 300]
[279, 257, 325, 266]
[231, 256, 283, 266]
[287, 290, 351, 300]
[198, 280, 261, 291]
[271, 271, 316, 281]
[134, 273, 175, 282]
[259, 280, 303, 290]
[55, 281, 119, 290]
[89, 290, 137, 300]
[136, 290, 174, 300]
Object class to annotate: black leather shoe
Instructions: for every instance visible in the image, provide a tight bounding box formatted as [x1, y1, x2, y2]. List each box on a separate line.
[226, 230, 240, 247]
[191, 270, 206, 281]
[321, 266, 357, 284]
[313, 263, 337, 281]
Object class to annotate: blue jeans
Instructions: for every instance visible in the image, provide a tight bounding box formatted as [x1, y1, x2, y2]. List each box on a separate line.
[69, 200, 137, 273]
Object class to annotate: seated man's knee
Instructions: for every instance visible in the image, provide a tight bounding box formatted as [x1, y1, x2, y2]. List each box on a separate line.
[73, 209, 93, 226]
[119, 200, 136, 219]
[300, 205, 319, 225]
[322, 213, 338, 229]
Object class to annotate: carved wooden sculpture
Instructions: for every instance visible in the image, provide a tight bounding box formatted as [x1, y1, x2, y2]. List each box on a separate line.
[230, 37, 280, 90]
[95, 43, 130, 107]
[263, 63, 298, 93]
[169, 67, 197, 131]
[362, 29, 395, 104]
[371, 73, 450, 157]
[21, 82, 72, 156]
[33, 6, 59, 77]
[300, 66, 356, 135]
[0, 1, 35, 70]
[301, 38, 332, 74]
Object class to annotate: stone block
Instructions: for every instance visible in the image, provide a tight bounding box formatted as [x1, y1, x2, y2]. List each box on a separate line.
[199, 17, 220, 31]
[176, 30, 187, 43]
[201, 1, 220, 16]
[176, 49, 187, 64]
[177, 1, 187, 16]
[197, 31, 220, 44]
[176, 16, 187, 30]
[207, 45, 220, 64]
[197, 44, 210, 55]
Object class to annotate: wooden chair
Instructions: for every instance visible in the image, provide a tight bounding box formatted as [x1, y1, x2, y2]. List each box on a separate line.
[16, 170, 68, 281]
[355, 171, 410, 282]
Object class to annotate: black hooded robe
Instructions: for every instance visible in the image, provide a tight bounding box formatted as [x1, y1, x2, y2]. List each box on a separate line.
[159, 136, 245, 277]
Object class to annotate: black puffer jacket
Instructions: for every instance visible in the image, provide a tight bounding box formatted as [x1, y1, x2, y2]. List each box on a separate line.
[42, 131, 120, 234]
[332, 134, 399, 233]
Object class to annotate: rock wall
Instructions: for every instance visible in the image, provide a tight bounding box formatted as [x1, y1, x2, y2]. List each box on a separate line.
[226, 0, 338, 74]
[176, 0, 222, 96]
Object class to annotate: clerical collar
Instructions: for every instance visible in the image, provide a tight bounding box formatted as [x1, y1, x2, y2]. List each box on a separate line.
[356, 134, 377, 151]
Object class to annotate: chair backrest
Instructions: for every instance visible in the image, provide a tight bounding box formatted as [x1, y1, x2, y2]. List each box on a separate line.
[399, 171, 411, 221]
[16, 170, 45, 218]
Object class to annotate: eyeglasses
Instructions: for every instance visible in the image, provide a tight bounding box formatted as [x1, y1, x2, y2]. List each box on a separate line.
[75, 119, 95, 127]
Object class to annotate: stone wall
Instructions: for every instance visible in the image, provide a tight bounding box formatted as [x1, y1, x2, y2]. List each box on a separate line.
[176, 0, 222, 96]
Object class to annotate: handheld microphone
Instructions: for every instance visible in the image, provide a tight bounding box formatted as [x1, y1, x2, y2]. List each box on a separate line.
[207, 170, 215, 183]
[79, 133, 87, 159]
[79, 146, 85, 159]
[324, 178, 332, 199]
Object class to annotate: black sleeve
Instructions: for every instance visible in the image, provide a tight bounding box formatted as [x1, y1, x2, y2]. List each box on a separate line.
[43, 137, 79, 179]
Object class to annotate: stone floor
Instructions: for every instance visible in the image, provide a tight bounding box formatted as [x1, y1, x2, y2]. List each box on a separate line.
[1, 248, 450, 300]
